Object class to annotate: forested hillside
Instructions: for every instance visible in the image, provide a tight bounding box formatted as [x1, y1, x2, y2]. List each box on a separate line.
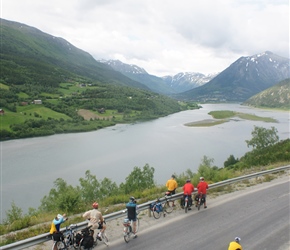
[0, 19, 198, 140]
[242, 78, 290, 109]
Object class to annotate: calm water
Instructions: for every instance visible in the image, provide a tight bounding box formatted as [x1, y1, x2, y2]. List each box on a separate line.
[1, 103, 289, 219]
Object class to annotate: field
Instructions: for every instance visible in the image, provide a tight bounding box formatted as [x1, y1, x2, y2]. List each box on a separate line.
[1, 105, 70, 131]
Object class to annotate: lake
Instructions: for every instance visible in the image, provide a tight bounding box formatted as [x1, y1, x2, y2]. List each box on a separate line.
[1, 103, 289, 219]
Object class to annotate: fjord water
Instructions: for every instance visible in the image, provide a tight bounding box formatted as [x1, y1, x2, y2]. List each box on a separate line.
[1, 104, 289, 218]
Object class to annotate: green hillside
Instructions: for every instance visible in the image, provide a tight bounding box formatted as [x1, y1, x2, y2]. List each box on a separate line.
[242, 78, 290, 109]
[0, 18, 149, 90]
[0, 18, 199, 140]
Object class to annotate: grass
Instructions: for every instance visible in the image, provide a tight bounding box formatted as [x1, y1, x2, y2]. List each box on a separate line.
[209, 110, 277, 122]
[0, 83, 9, 90]
[185, 110, 278, 127]
[0, 105, 71, 131]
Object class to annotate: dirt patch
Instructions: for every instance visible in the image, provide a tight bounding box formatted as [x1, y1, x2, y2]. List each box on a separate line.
[78, 109, 112, 120]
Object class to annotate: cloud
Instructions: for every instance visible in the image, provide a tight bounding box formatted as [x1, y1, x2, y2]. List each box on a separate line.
[1, 0, 289, 76]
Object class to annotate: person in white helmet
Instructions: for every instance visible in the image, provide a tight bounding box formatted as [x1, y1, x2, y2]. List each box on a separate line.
[228, 237, 243, 250]
[195, 177, 209, 208]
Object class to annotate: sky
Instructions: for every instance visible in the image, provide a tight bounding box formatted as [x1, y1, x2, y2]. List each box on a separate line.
[0, 0, 289, 76]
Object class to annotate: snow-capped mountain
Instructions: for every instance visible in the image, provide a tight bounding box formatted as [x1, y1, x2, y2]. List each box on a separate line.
[99, 59, 216, 94]
[162, 72, 218, 93]
[99, 59, 148, 74]
[179, 51, 290, 102]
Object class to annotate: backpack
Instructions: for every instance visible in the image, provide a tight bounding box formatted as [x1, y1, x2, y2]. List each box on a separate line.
[75, 233, 82, 246]
[81, 235, 94, 249]
[150, 201, 163, 212]
[52, 231, 64, 242]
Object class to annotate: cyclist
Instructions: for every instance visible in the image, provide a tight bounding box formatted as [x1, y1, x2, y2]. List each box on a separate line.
[182, 179, 194, 210]
[166, 174, 178, 206]
[228, 237, 243, 250]
[82, 202, 106, 240]
[49, 213, 67, 250]
[126, 197, 138, 238]
[195, 176, 209, 208]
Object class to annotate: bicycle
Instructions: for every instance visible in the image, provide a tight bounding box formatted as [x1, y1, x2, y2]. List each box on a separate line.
[195, 192, 205, 211]
[151, 192, 174, 219]
[77, 225, 94, 250]
[93, 221, 109, 247]
[51, 224, 78, 250]
[123, 215, 140, 243]
[183, 194, 192, 213]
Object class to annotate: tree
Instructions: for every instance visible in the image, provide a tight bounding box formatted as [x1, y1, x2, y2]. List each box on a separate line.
[5, 201, 23, 224]
[40, 178, 80, 213]
[122, 164, 155, 194]
[246, 126, 279, 150]
[224, 154, 239, 168]
[79, 170, 100, 203]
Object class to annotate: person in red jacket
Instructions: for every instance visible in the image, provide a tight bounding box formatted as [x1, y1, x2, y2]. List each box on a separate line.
[195, 177, 209, 208]
[182, 179, 194, 210]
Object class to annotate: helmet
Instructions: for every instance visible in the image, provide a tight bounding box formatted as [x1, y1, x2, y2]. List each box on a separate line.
[186, 179, 191, 182]
[200, 177, 204, 181]
[92, 202, 98, 209]
[171, 174, 176, 178]
[129, 197, 135, 202]
[235, 237, 241, 242]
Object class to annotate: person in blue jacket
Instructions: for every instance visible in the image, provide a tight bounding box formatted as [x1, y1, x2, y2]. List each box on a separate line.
[126, 197, 138, 238]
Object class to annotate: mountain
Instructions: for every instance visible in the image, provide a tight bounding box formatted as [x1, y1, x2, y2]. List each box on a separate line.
[242, 78, 290, 109]
[162, 72, 218, 93]
[99, 59, 176, 94]
[178, 51, 290, 102]
[0, 18, 149, 90]
[99, 59, 216, 94]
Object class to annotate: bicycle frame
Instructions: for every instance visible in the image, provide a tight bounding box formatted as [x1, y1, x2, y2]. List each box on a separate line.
[123, 216, 139, 243]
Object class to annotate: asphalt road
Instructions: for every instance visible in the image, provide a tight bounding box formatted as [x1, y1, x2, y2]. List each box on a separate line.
[101, 177, 289, 250]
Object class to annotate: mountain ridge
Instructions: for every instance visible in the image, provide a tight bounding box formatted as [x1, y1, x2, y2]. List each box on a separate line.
[177, 51, 290, 102]
[99, 59, 217, 94]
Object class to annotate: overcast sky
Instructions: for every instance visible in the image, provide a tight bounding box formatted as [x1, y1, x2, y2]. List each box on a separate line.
[1, 0, 289, 76]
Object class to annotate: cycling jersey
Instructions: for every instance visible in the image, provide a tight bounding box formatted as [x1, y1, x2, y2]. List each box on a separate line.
[197, 181, 208, 194]
[166, 178, 178, 192]
[183, 182, 194, 195]
[49, 214, 66, 234]
[228, 241, 242, 250]
[126, 201, 137, 221]
[83, 209, 104, 230]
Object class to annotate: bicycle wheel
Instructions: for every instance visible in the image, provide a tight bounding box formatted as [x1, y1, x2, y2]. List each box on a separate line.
[52, 241, 67, 250]
[184, 201, 188, 213]
[164, 200, 174, 214]
[102, 233, 109, 246]
[198, 199, 201, 211]
[152, 205, 162, 219]
[124, 232, 131, 243]
[78, 239, 83, 250]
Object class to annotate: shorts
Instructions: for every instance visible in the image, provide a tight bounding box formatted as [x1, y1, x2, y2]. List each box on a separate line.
[168, 189, 176, 195]
[97, 222, 104, 229]
[128, 217, 137, 222]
